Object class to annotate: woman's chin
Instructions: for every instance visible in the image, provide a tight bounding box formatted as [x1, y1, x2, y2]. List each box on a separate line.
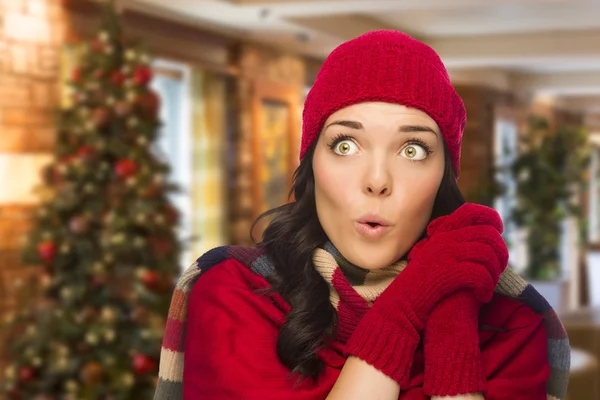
[343, 250, 402, 271]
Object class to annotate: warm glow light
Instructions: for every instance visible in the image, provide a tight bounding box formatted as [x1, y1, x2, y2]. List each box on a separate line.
[0, 154, 53, 204]
[532, 93, 557, 106]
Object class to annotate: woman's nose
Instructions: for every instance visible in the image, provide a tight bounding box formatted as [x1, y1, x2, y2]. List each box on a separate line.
[363, 165, 392, 197]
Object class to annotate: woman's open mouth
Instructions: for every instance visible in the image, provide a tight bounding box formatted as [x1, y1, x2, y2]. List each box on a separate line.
[354, 221, 390, 239]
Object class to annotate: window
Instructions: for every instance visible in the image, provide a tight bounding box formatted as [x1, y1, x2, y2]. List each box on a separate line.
[151, 59, 193, 272]
[493, 116, 522, 271]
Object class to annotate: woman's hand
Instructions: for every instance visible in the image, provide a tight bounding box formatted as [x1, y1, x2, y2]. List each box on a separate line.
[424, 290, 486, 396]
[387, 202, 509, 329]
[345, 203, 508, 386]
[422, 204, 509, 397]
[432, 395, 484, 400]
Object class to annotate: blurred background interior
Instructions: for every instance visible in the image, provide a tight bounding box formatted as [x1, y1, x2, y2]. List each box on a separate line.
[2, 0, 600, 398]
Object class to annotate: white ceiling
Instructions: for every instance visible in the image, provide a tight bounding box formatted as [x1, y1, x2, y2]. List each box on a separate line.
[127, 0, 600, 113]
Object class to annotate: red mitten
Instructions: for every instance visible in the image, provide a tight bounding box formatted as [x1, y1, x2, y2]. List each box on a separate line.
[423, 290, 486, 396]
[422, 204, 508, 396]
[345, 203, 508, 387]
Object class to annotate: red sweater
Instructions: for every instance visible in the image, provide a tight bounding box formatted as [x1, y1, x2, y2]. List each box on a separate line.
[183, 259, 550, 399]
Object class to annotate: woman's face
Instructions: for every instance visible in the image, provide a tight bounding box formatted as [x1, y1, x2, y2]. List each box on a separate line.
[312, 102, 445, 270]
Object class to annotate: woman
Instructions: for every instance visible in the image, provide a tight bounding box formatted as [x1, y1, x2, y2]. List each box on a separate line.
[154, 31, 570, 400]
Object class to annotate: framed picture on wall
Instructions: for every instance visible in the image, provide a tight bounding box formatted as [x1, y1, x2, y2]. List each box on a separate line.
[251, 81, 300, 232]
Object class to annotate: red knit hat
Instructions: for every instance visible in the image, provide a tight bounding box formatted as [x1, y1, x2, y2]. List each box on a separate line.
[301, 30, 466, 177]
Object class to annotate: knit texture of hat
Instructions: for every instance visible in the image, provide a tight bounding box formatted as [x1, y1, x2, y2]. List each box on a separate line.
[301, 30, 466, 177]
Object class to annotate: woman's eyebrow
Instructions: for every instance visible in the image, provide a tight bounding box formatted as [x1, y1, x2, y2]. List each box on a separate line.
[323, 121, 438, 136]
[398, 125, 438, 136]
[324, 120, 363, 130]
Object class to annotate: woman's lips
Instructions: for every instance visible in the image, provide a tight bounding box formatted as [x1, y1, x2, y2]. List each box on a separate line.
[354, 221, 390, 239]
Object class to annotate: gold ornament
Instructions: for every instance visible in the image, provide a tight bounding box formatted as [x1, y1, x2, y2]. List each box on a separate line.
[57, 344, 69, 357]
[40, 274, 52, 289]
[104, 253, 115, 264]
[100, 306, 117, 323]
[25, 325, 37, 337]
[56, 163, 68, 174]
[127, 116, 139, 128]
[103, 355, 116, 367]
[80, 361, 104, 385]
[111, 233, 126, 245]
[60, 287, 74, 301]
[32, 357, 42, 367]
[103, 329, 116, 343]
[135, 268, 148, 280]
[140, 329, 151, 339]
[84, 183, 96, 194]
[121, 372, 135, 387]
[92, 262, 105, 274]
[98, 31, 110, 43]
[134, 236, 146, 248]
[125, 49, 137, 61]
[4, 365, 16, 381]
[60, 243, 71, 254]
[85, 332, 99, 346]
[65, 379, 78, 392]
[126, 176, 138, 187]
[137, 136, 148, 146]
[24, 347, 36, 359]
[56, 356, 69, 371]
[85, 120, 96, 132]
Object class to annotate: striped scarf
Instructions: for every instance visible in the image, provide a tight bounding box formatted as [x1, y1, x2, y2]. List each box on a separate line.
[154, 243, 570, 400]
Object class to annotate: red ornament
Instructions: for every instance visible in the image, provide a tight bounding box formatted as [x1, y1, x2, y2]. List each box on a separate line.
[111, 71, 126, 87]
[91, 38, 104, 53]
[61, 154, 75, 164]
[72, 68, 81, 83]
[94, 69, 106, 79]
[140, 270, 160, 290]
[91, 276, 108, 287]
[149, 237, 173, 258]
[164, 205, 179, 225]
[114, 159, 137, 179]
[139, 183, 161, 199]
[133, 66, 152, 86]
[76, 145, 96, 159]
[132, 353, 156, 376]
[136, 90, 160, 117]
[92, 107, 111, 128]
[19, 366, 36, 383]
[8, 390, 22, 400]
[37, 241, 57, 263]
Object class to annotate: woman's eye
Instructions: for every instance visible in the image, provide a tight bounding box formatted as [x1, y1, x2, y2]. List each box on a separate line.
[333, 140, 358, 156]
[401, 144, 428, 160]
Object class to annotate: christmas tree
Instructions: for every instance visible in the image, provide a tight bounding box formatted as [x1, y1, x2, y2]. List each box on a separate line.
[1, 3, 181, 399]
